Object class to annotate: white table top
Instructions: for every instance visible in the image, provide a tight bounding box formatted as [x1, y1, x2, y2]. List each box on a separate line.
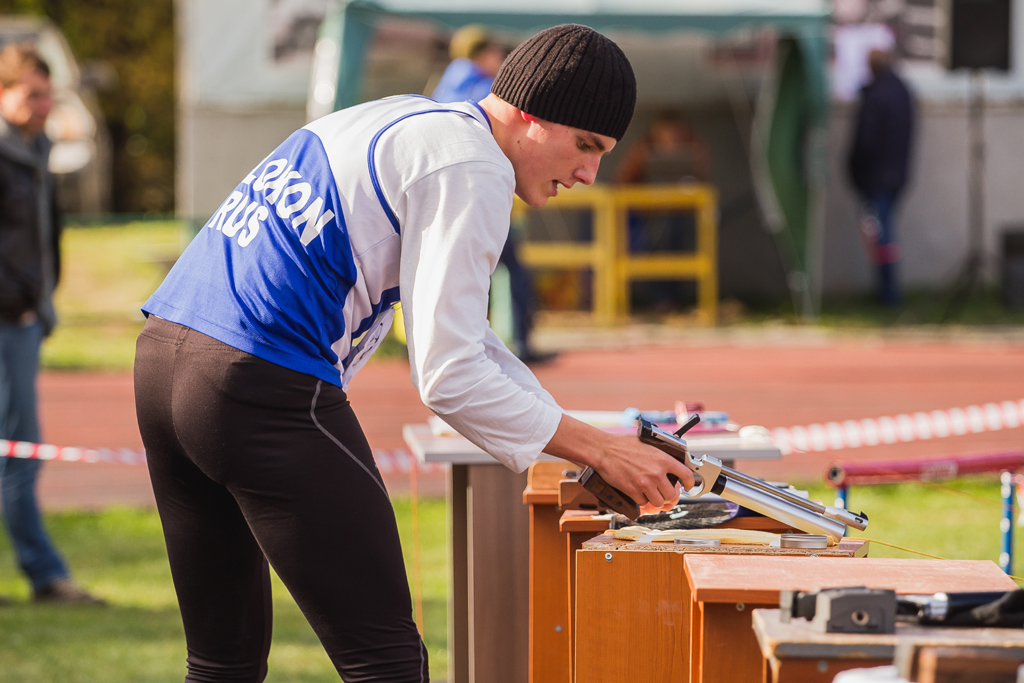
[402, 420, 782, 466]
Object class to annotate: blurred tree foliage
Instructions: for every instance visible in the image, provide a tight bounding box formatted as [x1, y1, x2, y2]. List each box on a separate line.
[0, 0, 174, 212]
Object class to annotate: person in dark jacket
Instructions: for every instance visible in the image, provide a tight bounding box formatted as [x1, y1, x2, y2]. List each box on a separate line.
[0, 43, 101, 604]
[848, 48, 915, 307]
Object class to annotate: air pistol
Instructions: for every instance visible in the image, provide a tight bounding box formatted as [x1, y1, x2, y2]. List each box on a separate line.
[578, 416, 869, 542]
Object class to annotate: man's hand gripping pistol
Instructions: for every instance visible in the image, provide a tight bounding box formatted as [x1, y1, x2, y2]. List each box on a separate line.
[578, 416, 869, 542]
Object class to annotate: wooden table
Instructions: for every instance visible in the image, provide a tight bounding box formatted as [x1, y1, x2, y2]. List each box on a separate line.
[572, 532, 868, 683]
[523, 464, 593, 683]
[406, 420, 781, 683]
[684, 555, 1018, 683]
[752, 607, 1024, 683]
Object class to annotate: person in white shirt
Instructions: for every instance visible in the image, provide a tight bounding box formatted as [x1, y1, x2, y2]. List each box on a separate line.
[135, 24, 693, 682]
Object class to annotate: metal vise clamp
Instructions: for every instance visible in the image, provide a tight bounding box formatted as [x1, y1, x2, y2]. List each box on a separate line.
[780, 587, 897, 634]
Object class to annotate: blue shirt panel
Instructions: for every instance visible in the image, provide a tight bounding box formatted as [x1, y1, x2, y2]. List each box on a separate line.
[143, 129, 355, 386]
[431, 59, 494, 104]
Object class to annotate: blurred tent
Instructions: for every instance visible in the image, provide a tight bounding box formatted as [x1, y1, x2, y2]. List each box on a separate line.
[308, 0, 830, 315]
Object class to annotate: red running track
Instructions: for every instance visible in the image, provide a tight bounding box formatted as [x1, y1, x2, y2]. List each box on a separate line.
[33, 338, 1024, 509]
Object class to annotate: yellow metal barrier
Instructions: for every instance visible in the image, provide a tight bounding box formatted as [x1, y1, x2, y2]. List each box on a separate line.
[512, 183, 718, 325]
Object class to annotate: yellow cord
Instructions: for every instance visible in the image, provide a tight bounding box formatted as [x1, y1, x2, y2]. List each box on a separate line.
[846, 537, 947, 560]
[409, 458, 425, 637]
[847, 537, 1024, 583]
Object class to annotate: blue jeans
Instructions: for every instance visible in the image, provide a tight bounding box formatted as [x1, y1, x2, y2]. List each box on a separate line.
[864, 193, 902, 307]
[0, 319, 68, 592]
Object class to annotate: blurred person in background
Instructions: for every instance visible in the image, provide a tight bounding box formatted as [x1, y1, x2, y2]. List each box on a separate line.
[614, 112, 710, 314]
[847, 48, 914, 308]
[614, 112, 710, 186]
[0, 43, 101, 605]
[431, 26, 554, 363]
[430, 24, 506, 104]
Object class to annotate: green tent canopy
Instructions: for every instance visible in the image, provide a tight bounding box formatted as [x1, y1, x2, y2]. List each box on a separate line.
[315, 0, 831, 315]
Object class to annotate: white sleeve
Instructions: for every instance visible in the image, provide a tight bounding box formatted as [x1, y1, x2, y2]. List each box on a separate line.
[395, 160, 563, 472]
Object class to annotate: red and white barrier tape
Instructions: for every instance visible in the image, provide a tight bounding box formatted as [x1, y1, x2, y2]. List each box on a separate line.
[0, 439, 147, 465]
[772, 399, 1024, 455]
[7, 399, 1023, 466]
[0, 439, 446, 475]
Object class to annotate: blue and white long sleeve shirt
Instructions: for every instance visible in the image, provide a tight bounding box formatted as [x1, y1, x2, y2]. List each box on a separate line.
[144, 96, 562, 472]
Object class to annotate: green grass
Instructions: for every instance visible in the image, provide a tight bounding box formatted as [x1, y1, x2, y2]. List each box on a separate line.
[0, 479, 1021, 681]
[737, 288, 1024, 328]
[0, 497, 449, 682]
[393, 496, 449, 675]
[41, 222, 184, 371]
[804, 475, 1024, 567]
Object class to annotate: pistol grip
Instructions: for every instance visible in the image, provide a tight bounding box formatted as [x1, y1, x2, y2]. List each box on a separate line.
[579, 467, 640, 521]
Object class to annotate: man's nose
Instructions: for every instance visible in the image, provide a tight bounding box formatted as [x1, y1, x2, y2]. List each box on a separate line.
[573, 157, 601, 186]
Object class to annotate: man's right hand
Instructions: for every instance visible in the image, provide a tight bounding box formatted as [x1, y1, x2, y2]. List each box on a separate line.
[544, 414, 695, 513]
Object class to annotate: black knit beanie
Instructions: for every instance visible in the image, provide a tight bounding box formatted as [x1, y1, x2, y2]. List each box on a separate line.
[490, 24, 636, 141]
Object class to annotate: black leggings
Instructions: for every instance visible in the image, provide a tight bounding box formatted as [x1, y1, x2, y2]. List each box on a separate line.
[134, 316, 427, 682]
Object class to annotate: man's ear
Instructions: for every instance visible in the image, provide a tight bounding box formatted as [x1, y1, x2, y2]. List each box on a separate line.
[521, 111, 538, 124]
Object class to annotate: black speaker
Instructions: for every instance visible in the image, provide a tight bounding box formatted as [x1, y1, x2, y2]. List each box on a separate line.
[1003, 228, 1024, 309]
[943, 0, 1012, 70]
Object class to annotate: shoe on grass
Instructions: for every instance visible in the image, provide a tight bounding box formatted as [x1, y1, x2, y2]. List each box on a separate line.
[33, 579, 105, 605]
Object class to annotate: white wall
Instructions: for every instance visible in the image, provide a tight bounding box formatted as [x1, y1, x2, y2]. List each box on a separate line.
[176, 0, 321, 221]
[177, 106, 307, 224]
[178, 0, 321, 108]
